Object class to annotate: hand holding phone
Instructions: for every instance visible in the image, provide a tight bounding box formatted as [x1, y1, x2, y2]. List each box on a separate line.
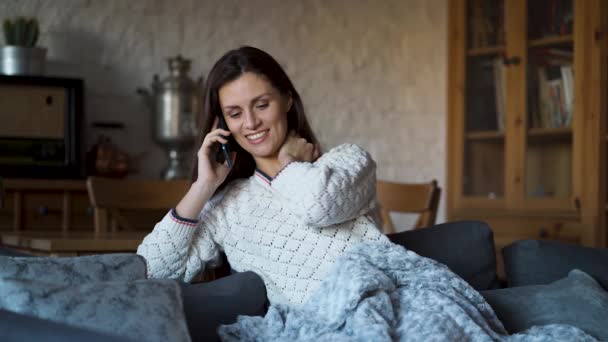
[216, 114, 233, 168]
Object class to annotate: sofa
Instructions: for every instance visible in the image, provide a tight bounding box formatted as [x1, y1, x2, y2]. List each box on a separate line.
[1, 220, 607, 341]
[390, 221, 608, 340]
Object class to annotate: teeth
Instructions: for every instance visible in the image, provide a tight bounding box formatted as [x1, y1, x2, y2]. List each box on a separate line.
[247, 131, 267, 140]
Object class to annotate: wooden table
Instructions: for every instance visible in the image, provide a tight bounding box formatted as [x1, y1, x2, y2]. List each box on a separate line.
[0, 231, 146, 256]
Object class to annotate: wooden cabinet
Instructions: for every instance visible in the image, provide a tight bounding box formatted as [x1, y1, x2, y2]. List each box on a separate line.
[0, 179, 93, 232]
[0, 178, 168, 257]
[0, 178, 169, 234]
[447, 0, 608, 250]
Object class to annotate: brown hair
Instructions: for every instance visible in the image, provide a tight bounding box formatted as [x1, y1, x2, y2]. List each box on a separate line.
[193, 46, 319, 191]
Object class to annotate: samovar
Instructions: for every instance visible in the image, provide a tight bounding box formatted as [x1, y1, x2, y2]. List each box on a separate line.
[137, 55, 202, 179]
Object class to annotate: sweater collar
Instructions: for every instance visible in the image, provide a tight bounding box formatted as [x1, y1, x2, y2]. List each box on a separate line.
[254, 168, 272, 186]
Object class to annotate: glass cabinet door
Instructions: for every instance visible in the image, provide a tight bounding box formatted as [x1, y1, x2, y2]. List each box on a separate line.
[463, 0, 506, 199]
[524, 0, 574, 200]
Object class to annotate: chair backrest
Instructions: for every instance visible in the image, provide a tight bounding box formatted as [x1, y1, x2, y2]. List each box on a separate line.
[86, 176, 190, 234]
[376, 179, 441, 234]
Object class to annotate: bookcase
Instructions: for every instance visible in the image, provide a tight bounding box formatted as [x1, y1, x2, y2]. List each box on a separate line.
[447, 0, 608, 251]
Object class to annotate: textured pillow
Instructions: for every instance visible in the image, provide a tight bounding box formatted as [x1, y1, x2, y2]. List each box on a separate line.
[0, 253, 147, 285]
[481, 269, 608, 340]
[503, 239, 608, 290]
[0, 278, 190, 342]
[0, 308, 134, 342]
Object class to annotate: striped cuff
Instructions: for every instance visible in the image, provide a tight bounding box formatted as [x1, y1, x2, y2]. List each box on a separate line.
[170, 208, 199, 226]
[154, 210, 199, 240]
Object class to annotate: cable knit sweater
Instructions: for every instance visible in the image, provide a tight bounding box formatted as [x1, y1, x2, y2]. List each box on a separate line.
[137, 144, 390, 305]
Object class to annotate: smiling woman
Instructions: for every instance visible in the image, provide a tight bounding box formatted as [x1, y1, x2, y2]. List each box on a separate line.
[193, 46, 320, 192]
[136, 46, 389, 325]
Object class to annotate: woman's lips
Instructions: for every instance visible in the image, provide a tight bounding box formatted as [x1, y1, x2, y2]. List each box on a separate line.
[246, 130, 268, 145]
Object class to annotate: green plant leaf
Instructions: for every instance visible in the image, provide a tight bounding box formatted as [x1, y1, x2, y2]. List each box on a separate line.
[3, 20, 15, 45]
[3, 17, 39, 46]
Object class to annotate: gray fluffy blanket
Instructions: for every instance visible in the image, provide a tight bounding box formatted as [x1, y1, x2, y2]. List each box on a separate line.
[219, 242, 595, 341]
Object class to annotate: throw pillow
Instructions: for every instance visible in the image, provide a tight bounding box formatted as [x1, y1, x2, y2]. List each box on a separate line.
[503, 239, 608, 290]
[0, 253, 147, 285]
[481, 269, 608, 340]
[0, 278, 190, 342]
[0, 308, 134, 342]
[388, 220, 500, 290]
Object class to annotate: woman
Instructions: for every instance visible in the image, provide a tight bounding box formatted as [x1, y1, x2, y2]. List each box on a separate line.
[137, 46, 389, 306]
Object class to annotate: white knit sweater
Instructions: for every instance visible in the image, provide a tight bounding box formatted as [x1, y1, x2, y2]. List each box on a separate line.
[137, 144, 390, 305]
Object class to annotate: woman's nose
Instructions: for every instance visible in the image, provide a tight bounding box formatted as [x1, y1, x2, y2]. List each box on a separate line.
[243, 110, 261, 129]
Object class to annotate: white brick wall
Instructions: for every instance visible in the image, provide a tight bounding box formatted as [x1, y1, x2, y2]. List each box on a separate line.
[2, 0, 447, 229]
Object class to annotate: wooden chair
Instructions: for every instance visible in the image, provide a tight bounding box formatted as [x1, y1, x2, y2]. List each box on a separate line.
[376, 180, 441, 234]
[86, 176, 190, 234]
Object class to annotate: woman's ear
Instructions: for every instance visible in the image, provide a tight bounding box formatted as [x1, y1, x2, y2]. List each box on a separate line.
[286, 92, 293, 112]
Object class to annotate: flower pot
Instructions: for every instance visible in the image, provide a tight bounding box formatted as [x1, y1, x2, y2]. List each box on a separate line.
[0, 46, 47, 75]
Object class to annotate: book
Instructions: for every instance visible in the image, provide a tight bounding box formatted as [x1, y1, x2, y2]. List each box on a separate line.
[536, 63, 573, 129]
[493, 58, 506, 131]
[560, 65, 574, 127]
[538, 67, 552, 128]
[548, 79, 566, 127]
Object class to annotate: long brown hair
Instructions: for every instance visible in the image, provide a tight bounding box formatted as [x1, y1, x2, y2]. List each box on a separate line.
[193, 46, 319, 192]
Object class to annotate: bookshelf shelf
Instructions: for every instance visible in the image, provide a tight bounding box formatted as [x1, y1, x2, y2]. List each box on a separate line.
[529, 35, 574, 48]
[527, 127, 572, 136]
[466, 131, 505, 140]
[527, 127, 572, 143]
[467, 46, 506, 57]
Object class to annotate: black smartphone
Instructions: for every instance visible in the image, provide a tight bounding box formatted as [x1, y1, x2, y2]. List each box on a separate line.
[215, 114, 233, 168]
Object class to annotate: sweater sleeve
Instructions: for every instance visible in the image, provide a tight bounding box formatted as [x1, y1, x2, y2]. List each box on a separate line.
[136, 196, 225, 282]
[270, 143, 377, 227]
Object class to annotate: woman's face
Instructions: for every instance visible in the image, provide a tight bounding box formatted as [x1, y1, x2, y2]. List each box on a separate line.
[219, 72, 291, 161]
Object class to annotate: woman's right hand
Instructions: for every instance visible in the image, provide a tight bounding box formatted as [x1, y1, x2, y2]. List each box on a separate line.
[277, 131, 320, 169]
[176, 123, 233, 220]
[195, 121, 234, 190]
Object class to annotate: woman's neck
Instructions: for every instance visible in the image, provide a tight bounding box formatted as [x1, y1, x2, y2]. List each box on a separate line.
[254, 157, 283, 179]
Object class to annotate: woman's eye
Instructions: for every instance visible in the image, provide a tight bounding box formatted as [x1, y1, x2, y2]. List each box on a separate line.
[229, 112, 241, 118]
[256, 102, 269, 109]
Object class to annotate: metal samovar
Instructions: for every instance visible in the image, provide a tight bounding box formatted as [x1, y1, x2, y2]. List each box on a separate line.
[138, 55, 202, 180]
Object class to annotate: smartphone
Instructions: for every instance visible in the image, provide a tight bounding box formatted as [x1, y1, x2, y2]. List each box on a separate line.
[215, 114, 233, 168]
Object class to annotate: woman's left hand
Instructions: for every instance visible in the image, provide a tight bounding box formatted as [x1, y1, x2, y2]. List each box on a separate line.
[278, 131, 319, 168]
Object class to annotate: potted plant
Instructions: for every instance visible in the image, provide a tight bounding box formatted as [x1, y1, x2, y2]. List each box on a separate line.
[1, 17, 46, 75]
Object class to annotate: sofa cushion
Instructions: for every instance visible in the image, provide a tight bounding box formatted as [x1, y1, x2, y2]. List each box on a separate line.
[0, 253, 147, 285]
[481, 269, 608, 340]
[181, 271, 268, 342]
[0, 278, 190, 342]
[503, 239, 608, 290]
[388, 220, 500, 290]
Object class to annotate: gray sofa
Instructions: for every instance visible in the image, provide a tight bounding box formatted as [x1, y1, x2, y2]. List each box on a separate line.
[1, 221, 607, 341]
